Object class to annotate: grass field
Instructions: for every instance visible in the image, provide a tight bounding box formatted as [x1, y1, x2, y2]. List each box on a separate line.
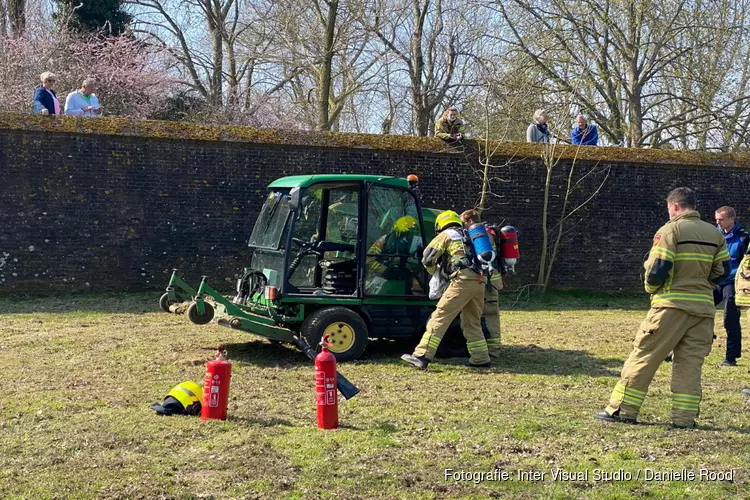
[1, 292, 749, 499]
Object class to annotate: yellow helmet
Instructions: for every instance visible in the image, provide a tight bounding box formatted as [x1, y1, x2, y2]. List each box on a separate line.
[393, 215, 418, 235]
[150, 381, 203, 416]
[435, 210, 462, 232]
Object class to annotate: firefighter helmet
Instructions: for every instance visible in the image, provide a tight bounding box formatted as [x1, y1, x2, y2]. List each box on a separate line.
[150, 381, 203, 416]
[435, 210, 462, 232]
[393, 215, 418, 235]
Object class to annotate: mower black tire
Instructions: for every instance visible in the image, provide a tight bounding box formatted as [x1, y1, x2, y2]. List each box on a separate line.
[159, 292, 175, 313]
[187, 301, 215, 325]
[301, 307, 369, 362]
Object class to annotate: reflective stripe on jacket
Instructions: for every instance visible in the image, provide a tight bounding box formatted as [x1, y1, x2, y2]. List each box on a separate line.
[421, 229, 468, 276]
[735, 254, 750, 306]
[644, 211, 730, 317]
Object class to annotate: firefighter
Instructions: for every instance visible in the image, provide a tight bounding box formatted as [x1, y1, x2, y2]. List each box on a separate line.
[461, 209, 502, 358]
[366, 215, 421, 294]
[595, 188, 730, 428]
[734, 247, 750, 308]
[401, 210, 491, 369]
[150, 381, 203, 416]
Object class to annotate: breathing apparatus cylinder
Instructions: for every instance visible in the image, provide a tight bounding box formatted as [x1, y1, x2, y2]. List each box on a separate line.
[500, 226, 520, 272]
[467, 223, 496, 264]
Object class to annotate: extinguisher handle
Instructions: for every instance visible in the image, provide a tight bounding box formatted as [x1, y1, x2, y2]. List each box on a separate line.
[216, 345, 227, 360]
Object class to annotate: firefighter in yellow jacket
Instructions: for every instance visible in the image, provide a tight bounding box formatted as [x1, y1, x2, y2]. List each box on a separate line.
[366, 215, 421, 294]
[595, 188, 730, 428]
[401, 210, 491, 369]
[734, 250, 750, 307]
[461, 209, 502, 358]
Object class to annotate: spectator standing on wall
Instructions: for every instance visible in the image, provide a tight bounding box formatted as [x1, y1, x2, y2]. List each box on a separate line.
[33, 72, 61, 116]
[570, 114, 599, 146]
[714, 206, 749, 366]
[526, 109, 551, 143]
[434, 106, 465, 143]
[65, 78, 102, 117]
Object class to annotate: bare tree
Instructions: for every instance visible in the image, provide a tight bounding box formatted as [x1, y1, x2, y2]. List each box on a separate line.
[652, 0, 750, 151]
[128, 0, 250, 106]
[367, 0, 487, 136]
[537, 142, 610, 290]
[493, 0, 750, 148]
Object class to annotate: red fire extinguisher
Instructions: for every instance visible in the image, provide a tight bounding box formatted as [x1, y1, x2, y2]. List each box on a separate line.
[315, 335, 338, 429]
[201, 345, 232, 421]
[499, 225, 520, 275]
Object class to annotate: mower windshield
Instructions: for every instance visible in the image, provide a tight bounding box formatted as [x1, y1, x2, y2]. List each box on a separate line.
[248, 191, 292, 249]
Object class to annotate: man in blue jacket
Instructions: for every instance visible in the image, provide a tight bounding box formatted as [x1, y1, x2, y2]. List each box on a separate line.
[714, 206, 749, 366]
[570, 114, 599, 146]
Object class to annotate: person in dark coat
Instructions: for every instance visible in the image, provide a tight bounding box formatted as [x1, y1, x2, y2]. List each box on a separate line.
[714, 206, 750, 366]
[33, 71, 61, 116]
[570, 114, 599, 146]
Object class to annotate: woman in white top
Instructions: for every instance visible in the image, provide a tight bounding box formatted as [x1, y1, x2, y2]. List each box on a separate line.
[65, 78, 102, 117]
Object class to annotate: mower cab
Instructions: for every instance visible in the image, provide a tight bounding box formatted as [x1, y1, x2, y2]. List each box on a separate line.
[161, 174, 464, 361]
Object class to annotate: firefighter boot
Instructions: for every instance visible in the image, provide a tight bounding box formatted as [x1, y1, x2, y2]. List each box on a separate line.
[401, 354, 430, 370]
[464, 360, 491, 368]
[671, 421, 696, 429]
[594, 409, 637, 424]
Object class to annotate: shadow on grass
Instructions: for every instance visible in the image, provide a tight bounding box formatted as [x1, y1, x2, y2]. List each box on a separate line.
[500, 290, 650, 312]
[228, 415, 295, 427]
[0, 293, 159, 315]
[1, 290, 650, 314]
[223, 338, 623, 377]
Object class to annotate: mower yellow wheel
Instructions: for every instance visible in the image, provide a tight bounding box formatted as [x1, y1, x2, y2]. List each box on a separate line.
[324, 322, 355, 353]
[301, 307, 369, 361]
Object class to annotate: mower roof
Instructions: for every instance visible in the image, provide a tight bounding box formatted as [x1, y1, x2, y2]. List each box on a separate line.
[268, 174, 410, 189]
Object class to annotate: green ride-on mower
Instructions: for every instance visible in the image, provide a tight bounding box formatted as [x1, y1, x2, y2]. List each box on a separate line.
[160, 174, 483, 361]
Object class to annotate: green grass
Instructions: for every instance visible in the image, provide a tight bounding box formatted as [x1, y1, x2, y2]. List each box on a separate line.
[1, 292, 749, 499]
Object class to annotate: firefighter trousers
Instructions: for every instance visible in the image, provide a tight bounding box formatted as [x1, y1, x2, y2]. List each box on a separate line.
[605, 307, 714, 427]
[413, 269, 490, 365]
[479, 283, 501, 357]
[459, 279, 502, 357]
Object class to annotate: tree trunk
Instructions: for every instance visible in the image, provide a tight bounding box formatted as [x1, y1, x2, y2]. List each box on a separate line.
[414, 100, 430, 136]
[627, 79, 643, 147]
[225, 38, 238, 106]
[538, 149, 553, 289]
[0, 1, 7, 37]
[410, 0, 428, 135]
[317, 0, 338, 131]
[7, 0, 25, 36]
[210, 25, 223, 106]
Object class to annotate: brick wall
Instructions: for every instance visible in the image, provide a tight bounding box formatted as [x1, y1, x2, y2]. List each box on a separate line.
[1, 113, 749, 296]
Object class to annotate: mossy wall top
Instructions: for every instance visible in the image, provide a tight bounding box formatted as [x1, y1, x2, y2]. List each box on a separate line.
[2, 111, 750, 296]
[2, 112, 749, 167]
